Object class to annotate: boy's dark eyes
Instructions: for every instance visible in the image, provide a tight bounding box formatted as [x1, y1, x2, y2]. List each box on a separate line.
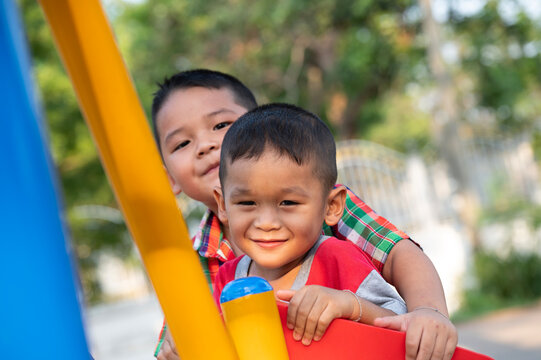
[173, 140, 190, 151]
[233, 200, 299, 206]
[213, 121, 232, 131]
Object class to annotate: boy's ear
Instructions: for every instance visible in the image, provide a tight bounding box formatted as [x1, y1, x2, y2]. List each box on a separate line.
[164, 166, 182, 195]
[213, 186, 229, 227]
[324, 185, 347, 227]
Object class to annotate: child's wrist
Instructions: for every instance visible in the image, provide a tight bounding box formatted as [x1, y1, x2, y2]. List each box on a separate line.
[412, 306, 448, 320]
[343, 289, 362, 322]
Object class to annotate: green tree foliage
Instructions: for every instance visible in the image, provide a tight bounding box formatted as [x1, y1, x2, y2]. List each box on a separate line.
[113, 0, 425, 140]
[449, 0, 541, 132]
[18, 0, 111, 206]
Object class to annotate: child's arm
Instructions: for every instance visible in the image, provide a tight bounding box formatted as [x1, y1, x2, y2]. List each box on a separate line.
[383, 239, 449, 315]
[276, 286, 397, 346]
[379, 240, 458, 360]
[329, 186, 457, 360]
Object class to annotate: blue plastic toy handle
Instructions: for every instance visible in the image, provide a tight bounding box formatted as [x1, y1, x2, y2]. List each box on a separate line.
[220, 276, 273, 303]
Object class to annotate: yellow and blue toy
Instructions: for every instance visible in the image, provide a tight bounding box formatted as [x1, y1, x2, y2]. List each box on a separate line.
[220, 277, 289, 360]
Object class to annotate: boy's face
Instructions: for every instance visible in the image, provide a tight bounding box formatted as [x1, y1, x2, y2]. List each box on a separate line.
[156, 87, 249, 211]
[215, 150, 333, 276]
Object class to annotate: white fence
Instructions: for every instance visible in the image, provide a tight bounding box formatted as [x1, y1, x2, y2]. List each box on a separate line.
[459, 134, 541, 207]
[337, 134, 541, 233]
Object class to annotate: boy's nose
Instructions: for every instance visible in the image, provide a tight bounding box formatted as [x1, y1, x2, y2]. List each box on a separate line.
[254, 208, 281, 231]
[197, 141, 218, 156]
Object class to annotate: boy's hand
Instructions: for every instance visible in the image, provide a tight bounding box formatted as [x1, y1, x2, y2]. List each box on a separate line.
[374, 308, 457, 360]
[276, 285, 356, 346]
[156, 327, 180, 360]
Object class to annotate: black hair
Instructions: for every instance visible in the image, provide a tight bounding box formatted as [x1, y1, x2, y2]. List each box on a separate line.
[219, 103, 337, 191]
[151, 69, 258, 147]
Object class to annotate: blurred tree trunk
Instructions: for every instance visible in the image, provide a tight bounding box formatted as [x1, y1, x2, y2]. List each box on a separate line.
[339, 91, 371, 139]
[419, 0, 481, 250]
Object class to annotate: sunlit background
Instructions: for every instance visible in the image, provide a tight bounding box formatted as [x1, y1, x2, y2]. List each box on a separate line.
[18, 0, 541, 358]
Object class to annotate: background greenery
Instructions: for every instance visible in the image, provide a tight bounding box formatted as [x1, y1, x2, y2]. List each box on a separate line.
[19, 0, 541, 310]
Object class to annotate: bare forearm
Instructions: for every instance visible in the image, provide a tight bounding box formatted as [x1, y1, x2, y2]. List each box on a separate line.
[382, 240, 449, 316]
[358, 298, 396, 325]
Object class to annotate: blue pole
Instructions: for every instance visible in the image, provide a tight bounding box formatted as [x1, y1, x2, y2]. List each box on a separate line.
[0, 0, 91, 358]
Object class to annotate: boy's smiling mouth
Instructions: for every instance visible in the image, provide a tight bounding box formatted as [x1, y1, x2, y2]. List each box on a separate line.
[202, 162, 220, 176]
[252, 239, 288, 249]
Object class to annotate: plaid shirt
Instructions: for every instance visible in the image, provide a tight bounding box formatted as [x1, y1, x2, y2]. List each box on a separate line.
[192, 209, 235, 287]
[155, 184, 409, 356]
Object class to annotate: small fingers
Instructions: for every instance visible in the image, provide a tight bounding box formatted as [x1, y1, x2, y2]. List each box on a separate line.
[430, 328, 447, 360]
[157, 342, 179, 360]
[403, 307, 460, 360]
[157, 328, 180, 360]
[374, 314, 408, 332]
[414, 323, 437, 360]
[404, 320, 423, 360]
[301, 296, 330, 345]
[313, 305, 336, 342]
[413, 310, 458, 360]
[289, 289, 318, 342]
[443, 325, 458, 360]
[286, 289, 303, 330]
[276, 289, 295, 303]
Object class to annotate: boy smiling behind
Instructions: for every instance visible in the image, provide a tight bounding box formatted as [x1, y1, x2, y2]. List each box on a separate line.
[153, 69, 457, 360]
[213, 103, 407, 346]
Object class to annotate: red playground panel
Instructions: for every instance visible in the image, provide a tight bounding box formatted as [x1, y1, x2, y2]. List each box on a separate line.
[277, 303, 493, 360]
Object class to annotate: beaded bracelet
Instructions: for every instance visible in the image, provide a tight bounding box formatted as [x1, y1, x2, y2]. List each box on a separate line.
[413, 306, 449, 320]
[344, 289, 362, 322]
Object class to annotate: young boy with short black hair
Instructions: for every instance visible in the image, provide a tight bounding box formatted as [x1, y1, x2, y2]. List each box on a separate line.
[213, 103, 407, 345]
[152, 69, 457, 360]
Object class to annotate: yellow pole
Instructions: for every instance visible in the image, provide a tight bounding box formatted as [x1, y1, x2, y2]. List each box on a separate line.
[38, 1, 238, 359]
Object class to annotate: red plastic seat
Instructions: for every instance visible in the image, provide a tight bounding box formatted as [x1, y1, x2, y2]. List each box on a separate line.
[277, 303, 493, 360]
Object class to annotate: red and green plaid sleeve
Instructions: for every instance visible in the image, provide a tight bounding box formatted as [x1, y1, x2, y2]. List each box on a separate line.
[322, 184, 410, 273]
[153, 319, 167, 357]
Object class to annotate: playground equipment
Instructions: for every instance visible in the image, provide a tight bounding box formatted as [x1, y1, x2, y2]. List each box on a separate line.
[1, 0, 493, 359]
[0, 0, 90, 358]
[37, 0, 237, 359]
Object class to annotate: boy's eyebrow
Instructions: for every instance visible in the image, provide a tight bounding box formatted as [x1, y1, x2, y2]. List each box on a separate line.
[204, 108, 237, 119]
[281, 186, 311, 196]
[229, 187, 251, 197]
[229, 186, 311, 197]
[164, 127, 184, 146]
